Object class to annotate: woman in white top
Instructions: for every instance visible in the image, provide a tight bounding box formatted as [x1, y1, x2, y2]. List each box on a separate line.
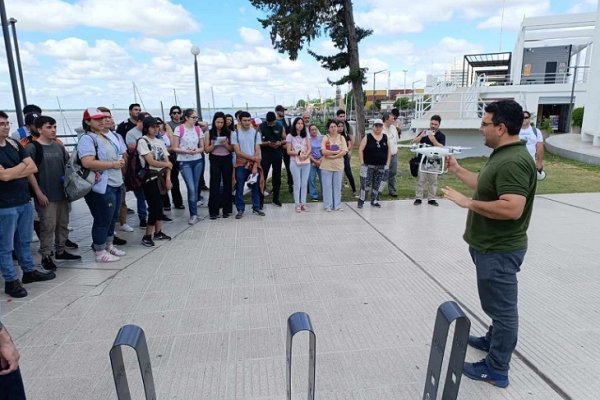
[137, 117, 173, 247]
[286, 117, 312, 212]
[172, 108, 204, 225]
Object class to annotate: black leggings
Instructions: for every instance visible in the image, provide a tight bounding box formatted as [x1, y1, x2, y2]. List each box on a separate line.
[143, 178, 163, 226]
[208, 154, 233, 216]
[343, 154, 356, 192]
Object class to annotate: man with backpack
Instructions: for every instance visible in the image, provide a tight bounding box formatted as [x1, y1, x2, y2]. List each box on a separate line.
[125, 112, 150, 228]
[519, 111, 544, 172]
[26, 116, 81, 271]
[10, 104, 42, 142]
[0, 111, 55, 298]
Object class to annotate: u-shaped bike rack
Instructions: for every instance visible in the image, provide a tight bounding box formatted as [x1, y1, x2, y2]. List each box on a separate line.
[422, 301, 471, 400]
[109, 324, 157, 400]
[286, 312, 316, 400]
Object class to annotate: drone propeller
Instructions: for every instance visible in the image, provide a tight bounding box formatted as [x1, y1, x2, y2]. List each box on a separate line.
[447, 146, 472, 151]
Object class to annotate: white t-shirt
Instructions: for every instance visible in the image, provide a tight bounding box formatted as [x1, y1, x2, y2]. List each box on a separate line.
[137, 136, 169, 171]
[519, 126, 543, 160]
[383, 124, 399, 155]
[174, 125, 203, 162]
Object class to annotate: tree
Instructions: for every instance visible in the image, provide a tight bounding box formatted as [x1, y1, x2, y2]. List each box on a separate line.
[249, 0, 371, 140]
[296, 99, 307, 109]
[394, 96, 413, 110]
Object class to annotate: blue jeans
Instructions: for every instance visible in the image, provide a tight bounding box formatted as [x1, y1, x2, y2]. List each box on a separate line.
[84, 185, 119, 251]
[0, 202, 35, 282]
[469, 247, 526, 374]
[308, 164, 321, 200]
[133, 187, 147, 220]
[180, 159, 203, 217]
[235, 167, 260, 212]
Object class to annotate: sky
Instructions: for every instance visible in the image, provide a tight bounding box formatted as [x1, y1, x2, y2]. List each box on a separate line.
[1, 0, 598, 111]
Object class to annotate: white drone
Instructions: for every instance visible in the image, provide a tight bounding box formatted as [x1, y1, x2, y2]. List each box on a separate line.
[399, 143, 472, 174]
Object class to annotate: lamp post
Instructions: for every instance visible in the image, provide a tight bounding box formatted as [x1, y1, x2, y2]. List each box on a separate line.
[190, 45, 203, 121]
[411, 79, 422, 117]
[373, 69, 387, 114]
[402, 69, 408, 97]
[0, 0, 23, 127]
[8, 18, 26, 106]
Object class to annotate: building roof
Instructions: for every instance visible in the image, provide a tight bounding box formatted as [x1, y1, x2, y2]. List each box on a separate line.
[464, 52, 512, 68]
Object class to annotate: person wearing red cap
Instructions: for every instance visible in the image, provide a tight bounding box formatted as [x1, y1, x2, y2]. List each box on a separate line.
[78, 108, 127, 263]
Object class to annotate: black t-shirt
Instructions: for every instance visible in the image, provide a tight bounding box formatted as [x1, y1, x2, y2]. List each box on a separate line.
[116, 119, 136, 141]
[0, 139, 31, 208]
[418, 130, 446, 160]
[363, 133, 388, 166]
[260, 122, 285, 152]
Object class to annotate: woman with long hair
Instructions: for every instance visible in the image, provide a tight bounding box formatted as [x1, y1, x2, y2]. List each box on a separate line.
[172, 108, 204, 225]
[138, 117, 173, 246]
[338, 121, 357, 197]
[319, 120, 348, 211]
[78, 108, 127, 262]
[205, 112, 233, 219]
[286, 117, 312, 212]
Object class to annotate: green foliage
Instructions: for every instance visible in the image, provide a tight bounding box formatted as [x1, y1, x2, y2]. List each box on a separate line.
[345, 90, 367, 107]
[394, 97, 413, 110]
[296, 99, 307, 108]
[572, 107, 584, 127]
[540, 117, 552, 132]
[374, 99, 382, 110]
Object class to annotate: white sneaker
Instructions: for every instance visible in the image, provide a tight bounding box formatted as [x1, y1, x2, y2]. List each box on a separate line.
[95, 250, 120, 263]
[188, 215, 199, 225]
[263, 190, 270, 196]
[67, 226, 74, 231]
[120, 223, 134, 232]
[107, 245, 126, 256]
[32, 231, 39, 243]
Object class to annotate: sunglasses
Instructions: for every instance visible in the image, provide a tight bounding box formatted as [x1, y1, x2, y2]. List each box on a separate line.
[171, 111, 181, 115]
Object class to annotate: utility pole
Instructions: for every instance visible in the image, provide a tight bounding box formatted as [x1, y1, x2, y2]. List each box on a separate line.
[1, 0, 24, 126]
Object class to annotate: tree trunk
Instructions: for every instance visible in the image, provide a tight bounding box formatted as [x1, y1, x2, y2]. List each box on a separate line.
[342, 0, 366, 141]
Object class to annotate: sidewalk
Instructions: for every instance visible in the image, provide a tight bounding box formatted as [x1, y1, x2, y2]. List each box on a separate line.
[1, 192, 598, 399]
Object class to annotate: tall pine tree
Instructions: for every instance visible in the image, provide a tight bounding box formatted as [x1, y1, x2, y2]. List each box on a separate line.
[249, 0, 371, 139]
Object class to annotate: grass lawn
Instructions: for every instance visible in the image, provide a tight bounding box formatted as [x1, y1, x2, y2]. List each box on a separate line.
[266, 147, 600, 204]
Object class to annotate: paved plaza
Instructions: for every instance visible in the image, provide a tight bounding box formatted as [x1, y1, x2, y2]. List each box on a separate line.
[1, 191, 599, 399]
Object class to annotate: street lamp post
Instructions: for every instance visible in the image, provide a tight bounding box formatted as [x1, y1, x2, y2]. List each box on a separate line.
[411, 79, 422, 117]
[8, 18, 26, 106]
[0, 0, 23, 126]
[190, 45, 203, 121]
[373, 69, 387, 114]
[402, 70, 408, 98]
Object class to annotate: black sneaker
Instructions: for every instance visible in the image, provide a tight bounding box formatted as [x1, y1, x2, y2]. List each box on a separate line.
[175, 205, 185, 210]
[113, 236, 127, 246]
[160, 215, 173, 222]
[413, 199, 422, 206]
[163, 206, 171, 211]
[55, 251, 81, 261]
[65, 239, 79, 249]
[209, 215, 218, 220]
[390, 192, 398, 197]
[22, 268, 56, 284]
[428, 199, 439, 207]
[5, 280, 27, 298]
[141, 235, 155, 247]
[371, 201, 382, 208]
[252, 208, 266, 216]
[139, 219, 147, 228]
[357, 200, 364, 209]
[127, 208, 135, 214]
[222, 213, 230, 219]
[235, 211, 244, 219]
[153, 231, 171, 241]
[41, 256, 58, 271]
[272, 200, 282, 207]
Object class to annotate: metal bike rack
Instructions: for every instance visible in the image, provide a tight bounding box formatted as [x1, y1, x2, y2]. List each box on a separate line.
[422, 301, 471, 400]
[286, 312, 316, 400]
[109, 324, 157, 400]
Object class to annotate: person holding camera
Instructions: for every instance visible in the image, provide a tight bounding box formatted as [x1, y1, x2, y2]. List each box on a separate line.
[412, 115, 446, 206]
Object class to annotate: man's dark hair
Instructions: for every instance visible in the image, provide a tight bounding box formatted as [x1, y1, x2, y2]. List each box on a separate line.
[235, 110, 244, 120]
[169, 105, 181, 116]
[523, 110, 531, 118]
[128, 103, 141, 111]
[382, 112, 392, 121]
[391, 108, 400, 117]
[0, 111, 8, 119]
[97, 106, 111, 114]
[34, 116, 56, 129]
[239, 111, 251, 120]
[23, 104, 42, 114]
[336, 109, 346, 116]
[484, 100, 523, 136]
[430, 115, 442, 123]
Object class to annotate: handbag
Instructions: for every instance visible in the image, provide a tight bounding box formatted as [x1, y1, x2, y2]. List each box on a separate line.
[409, 156, 420, 178]
[64, 135, 98, 201]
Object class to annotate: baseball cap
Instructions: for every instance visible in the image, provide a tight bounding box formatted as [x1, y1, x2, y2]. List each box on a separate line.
[275, 105, 287, 112]
[266, 111, 276, 122]
[83, 108, 105, 120]
[142, 117, 158, 130]
[372, 119, 384, 125]
[137, 112, 151, 122]
[253, 117, 263, 126]
[24, 112, 40, 125]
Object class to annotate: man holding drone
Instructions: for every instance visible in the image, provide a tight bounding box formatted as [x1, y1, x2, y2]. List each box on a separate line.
[442, 99, 537, 388]
[411, 115, 446, 206]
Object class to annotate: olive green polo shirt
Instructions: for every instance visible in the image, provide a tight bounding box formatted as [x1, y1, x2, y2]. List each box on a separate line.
[464, 141, 537, 252]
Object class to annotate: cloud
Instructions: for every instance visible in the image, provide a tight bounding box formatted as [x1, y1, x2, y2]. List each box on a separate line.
[239, 27, 264, 45]
[364, 40, 415, 57]
[476, 2, 551, 30]
[567, 0, 598, 13]
[6, 0, 199, 36]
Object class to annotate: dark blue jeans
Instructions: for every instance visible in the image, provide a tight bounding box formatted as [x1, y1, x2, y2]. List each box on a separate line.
[469, 247, 526, 374]
[84, 185, 120, 251]
[0, 202, 35, 282]
[234, 167, 260, 212]
[0, 368, 26, 400]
